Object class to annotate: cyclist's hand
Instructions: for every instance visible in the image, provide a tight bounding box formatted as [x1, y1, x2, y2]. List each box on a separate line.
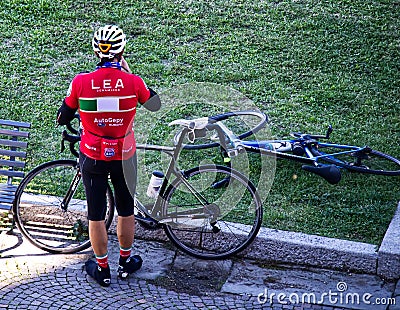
[121, 56, 131, 73]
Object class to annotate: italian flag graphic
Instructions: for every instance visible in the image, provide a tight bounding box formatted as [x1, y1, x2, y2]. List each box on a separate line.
[79, 96, 136, 112]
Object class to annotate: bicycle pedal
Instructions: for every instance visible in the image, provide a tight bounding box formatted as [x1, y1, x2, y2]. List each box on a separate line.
[212, 225, 221, 233]
[118, 271, 129, 279]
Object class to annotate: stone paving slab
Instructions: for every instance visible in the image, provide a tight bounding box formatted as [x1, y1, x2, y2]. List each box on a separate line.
[1, 231, 398, 310]
[221, 260, 397, 310]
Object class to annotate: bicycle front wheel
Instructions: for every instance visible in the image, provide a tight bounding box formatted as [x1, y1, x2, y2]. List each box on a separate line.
[13, 160, 115, 254]
[163, 164, 262, 260]
[311, 145, 400, 176]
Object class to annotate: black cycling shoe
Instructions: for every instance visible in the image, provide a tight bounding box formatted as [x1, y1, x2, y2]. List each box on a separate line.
[85, 260, 111, 287]
[117, 255, 143, 279]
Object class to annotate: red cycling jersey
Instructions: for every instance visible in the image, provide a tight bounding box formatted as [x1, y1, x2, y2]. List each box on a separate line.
[64, 67, 150, 161]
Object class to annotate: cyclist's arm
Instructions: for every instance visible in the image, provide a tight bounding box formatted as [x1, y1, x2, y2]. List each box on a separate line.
[120, 56, 131, 73]
[57, 100, 77, 125]
[142, 87, 161, 112]
[135, 74, 161, 112]
[57, 77, 80, 125]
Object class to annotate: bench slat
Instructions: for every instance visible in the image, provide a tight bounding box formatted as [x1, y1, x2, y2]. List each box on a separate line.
[0, 186, 17, 193]
[0, 195, 14, 203]
[0, 203, 12, 210]
[0, 159, 26, 168]
[0, 129, 30, 138]
[0, 149, 27, 159]
[0, 196, 15, 203]
[0, 169, 25, 178]
[0, 188, 16, 195]
[0, 119, 31, 128]
[0, 184, 18, 191]
[0, 139, 28, 149]
[0, 191, 16, 196]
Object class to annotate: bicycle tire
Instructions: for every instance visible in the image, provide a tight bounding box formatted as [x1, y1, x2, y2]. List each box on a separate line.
[311, 145, 400, 176]
[163, 164, 262, 260]
[178, 111, 268, 150]
[13, 160, 115, 254]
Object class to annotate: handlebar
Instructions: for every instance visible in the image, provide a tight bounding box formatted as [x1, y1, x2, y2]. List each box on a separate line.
[290, 125, 333, 140]
[169, 110, 268, 151]
[60, 114, 81, 158]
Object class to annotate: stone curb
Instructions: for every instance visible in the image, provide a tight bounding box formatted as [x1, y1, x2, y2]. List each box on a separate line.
[241, 226, 378, 274]
[378, 202, 400, 280]
[125, 202, 400, 280]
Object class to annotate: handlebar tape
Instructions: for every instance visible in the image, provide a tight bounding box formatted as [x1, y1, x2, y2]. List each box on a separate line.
[208, 112, 237, 123]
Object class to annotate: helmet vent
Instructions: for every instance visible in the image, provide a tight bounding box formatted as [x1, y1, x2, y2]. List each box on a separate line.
[99, 43, 112, 53]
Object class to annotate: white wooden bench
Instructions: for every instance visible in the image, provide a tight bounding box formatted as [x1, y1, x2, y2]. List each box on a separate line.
[0, 119, 31, 215]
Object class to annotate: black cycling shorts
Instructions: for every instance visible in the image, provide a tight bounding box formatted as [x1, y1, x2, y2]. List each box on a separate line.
[79, 152, 137, 221]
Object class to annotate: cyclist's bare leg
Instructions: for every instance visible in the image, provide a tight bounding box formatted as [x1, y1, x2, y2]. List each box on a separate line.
[88, 216, 135, 256]
[86, 220, 111, 287]
[117, 215, 135, 248]
[89, 220, 108, 256]
[116, 214, 142, 277]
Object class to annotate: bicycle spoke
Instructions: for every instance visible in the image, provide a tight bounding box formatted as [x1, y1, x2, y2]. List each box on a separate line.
[14, 160, 115, 254]
[163, 165, 262, 259]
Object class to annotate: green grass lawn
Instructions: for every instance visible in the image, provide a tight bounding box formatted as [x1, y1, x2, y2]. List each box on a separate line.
[1, 0, 399, 245]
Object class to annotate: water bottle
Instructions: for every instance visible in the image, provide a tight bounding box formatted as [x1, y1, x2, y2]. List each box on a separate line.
[146, 170, 164, 198]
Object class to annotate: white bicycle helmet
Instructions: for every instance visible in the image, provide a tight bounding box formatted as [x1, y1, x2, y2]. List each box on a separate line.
[92, 25, 127, 59]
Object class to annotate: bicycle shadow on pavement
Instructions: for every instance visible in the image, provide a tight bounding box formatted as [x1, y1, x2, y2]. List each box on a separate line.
[0, 229, 92, 260]
[0, 230, 24, 255]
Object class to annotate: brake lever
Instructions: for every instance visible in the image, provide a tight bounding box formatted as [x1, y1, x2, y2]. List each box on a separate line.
[60, 130, 70, 153]
[326, 125, 333, 139]
[60, 138, 66, 153]
[188, 122, 196, 143]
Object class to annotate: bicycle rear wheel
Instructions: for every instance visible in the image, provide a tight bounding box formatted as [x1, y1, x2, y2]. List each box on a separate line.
[13, 160, 115, 254]
[311, 145, 400, 176]
[163, 164, 262, 260]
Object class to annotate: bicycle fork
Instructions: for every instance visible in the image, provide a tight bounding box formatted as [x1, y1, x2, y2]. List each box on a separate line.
[61, 167, 81, 211]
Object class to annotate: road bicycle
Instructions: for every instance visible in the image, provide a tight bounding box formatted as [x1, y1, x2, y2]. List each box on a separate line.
[12, 110, 400, 259]
[177, 111, 400, 184]
[12, 112, 263, 260]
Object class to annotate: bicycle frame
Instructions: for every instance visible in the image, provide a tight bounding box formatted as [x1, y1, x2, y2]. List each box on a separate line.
[60, 165, 81, 212]
[135, 127, 215, 223]
[241, 139, 369, 167]
[309, 142, 370, 163]
[240, 140, 315, 164]
[60, 120, 231, 226]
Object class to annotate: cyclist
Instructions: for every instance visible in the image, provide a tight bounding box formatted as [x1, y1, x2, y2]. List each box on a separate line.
[57, 25, 161, 287]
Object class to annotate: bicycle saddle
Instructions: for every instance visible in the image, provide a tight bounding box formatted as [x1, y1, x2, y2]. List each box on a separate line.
[302, 164, 342, 184]
[169, 117, 209, 130]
